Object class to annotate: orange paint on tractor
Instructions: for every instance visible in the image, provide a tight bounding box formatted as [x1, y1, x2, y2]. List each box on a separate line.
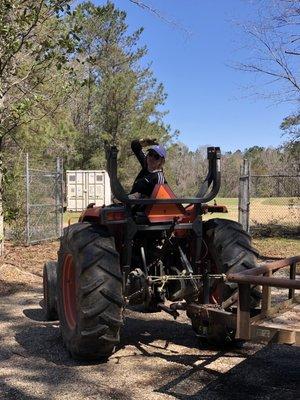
[79, 206, 102, 222]
[145, 184, 186, 223]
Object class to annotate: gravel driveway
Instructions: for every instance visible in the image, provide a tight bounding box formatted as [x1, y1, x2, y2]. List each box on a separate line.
[0, 280, 299, 400]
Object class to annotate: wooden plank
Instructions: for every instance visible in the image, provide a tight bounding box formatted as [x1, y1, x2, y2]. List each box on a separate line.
[289, 262, 296, 299]
[261, 270, 272, 317]
[251, 303, 300, 345]
[236, 283, 251, 340]
[251, 325, 296, 345]
[267, 298, 295, 317]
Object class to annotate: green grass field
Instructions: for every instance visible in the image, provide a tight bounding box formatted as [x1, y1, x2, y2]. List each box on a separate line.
[63, 196, 299, 228]
[63, 211, 81, 226]
[208, 196, 299, 207]
[261, 197, 300, 206]
[205, 197, 299, 225]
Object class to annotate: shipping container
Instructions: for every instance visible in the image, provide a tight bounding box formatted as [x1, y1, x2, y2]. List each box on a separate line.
[66, 170, 111, 211]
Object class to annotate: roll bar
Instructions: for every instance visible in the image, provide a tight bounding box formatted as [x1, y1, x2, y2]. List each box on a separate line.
[106, 145, 221, 205]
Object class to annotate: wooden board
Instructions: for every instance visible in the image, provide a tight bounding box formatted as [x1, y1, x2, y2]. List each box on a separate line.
[251, 303, 300, 345]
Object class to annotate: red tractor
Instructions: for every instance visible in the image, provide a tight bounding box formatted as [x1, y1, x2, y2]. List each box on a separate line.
[43, 144, 261, 360]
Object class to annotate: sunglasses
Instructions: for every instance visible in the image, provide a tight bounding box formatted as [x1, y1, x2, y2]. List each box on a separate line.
[147, 150, 161, 160]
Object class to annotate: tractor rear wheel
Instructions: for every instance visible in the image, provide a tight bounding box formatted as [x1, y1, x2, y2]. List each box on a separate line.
[43, 261, 58, 321]
[191, 218, 260, 345]
[57, 222, 124, 360]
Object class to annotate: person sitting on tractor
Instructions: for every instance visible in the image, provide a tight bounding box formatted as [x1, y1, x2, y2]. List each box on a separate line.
[129, 138, 167, 199]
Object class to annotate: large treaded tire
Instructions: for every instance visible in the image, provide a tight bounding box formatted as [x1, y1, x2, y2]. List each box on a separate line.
[204, 218, 259, 281]
[57, 222, 124, 360]
[43, 261, 58, 321]
[191, 218, 260, 345]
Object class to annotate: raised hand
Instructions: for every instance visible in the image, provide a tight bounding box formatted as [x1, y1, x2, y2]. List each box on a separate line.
[139, 138, 158, 147]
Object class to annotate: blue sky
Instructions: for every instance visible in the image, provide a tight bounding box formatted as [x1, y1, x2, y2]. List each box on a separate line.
[104, 0, 295, 152]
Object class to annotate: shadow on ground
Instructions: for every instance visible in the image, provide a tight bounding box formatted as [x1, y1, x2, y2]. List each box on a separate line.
[155, 343, 300, 400]
[0, 293, 299, 400]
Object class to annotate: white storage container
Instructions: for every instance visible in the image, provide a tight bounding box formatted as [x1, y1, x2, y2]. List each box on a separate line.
[66, 170, 111, 211]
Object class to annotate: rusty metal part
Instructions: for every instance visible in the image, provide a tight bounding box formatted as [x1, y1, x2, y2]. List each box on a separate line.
[228, 275, 300, 290]
[221, 290, 239, 309]
[183, 257, 300, 345]
[229, 256, 300, 344]
[201, 204, 228, 214]
[227, 256, 300, 289]
[170, 301, 187, 311]
[186, 303, 236, 330]
[157, 303, 180, 319]
[148, 274, 225, 283]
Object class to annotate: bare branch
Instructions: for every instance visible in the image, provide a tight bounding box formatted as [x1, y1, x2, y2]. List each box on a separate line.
[234, 1, 300, 103]
[129, 0, 192, 36]
[285, 50, 300, 55]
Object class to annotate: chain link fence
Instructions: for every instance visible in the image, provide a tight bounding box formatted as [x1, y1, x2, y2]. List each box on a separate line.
[5, 154, 64, 245]
[239, 160, 300, 236]
[25, 155, 64, 244]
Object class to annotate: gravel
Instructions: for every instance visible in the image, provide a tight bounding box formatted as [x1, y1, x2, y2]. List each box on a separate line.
[0, 242, 299, 399]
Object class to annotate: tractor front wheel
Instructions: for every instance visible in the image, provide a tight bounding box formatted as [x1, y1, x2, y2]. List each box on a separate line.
[43, 261, 58, 321]
[57, 222, 124, 360]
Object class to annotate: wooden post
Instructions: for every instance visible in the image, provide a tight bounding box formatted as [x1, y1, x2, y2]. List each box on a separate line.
[236, 283, 251, 340]
[60, 158, 64, 237]
[25, 153, 30, 246]
[289, 262, 296, 300]
[238, 159, 250, 232]
[0, 153, 3, 256]
[261, 270, 272, 317]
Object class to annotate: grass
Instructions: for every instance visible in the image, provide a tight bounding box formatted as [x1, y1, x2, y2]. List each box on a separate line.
[253, 237, 299, 259]
[63, 211, 81, 226]
[204, 196, 299, 227]
[208, 197, 238, 206]
[253, 237, 300, 274]
[260, 197, 300, 206]
[208, 196, 299, 207]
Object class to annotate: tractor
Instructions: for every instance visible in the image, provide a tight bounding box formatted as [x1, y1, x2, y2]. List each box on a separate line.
[43, 143, 261, 360]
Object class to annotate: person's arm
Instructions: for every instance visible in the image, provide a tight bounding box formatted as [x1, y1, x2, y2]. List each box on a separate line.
[131, 140, 146, 168]
[131, 138, 158, 168]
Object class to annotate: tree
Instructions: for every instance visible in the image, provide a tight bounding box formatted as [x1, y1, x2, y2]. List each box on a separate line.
[0, 1, 78, 146]
[220, 151, 243, 197]
[237, 0, 300, 103]
[0, 0, 77, 253]
[280, 114, 300, 170]
[164, 143, 207, 197]
[70, 2, 172, 188]
[235, 0, 300, 161]
[280, 113, 300, 147]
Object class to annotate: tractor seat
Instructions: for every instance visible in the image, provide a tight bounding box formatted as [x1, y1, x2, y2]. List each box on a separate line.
[145, 184, 186, 223]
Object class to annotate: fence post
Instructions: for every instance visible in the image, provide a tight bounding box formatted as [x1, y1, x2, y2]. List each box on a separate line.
[55, 158, 60, 237]
[60, 158, 64, 237]
[238, 159, 250, 232]
[0, 155, 3, 256]
[25, 153, 30, 245]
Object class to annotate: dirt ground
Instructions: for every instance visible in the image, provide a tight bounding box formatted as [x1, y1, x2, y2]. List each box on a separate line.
[0, 240, 299, 400]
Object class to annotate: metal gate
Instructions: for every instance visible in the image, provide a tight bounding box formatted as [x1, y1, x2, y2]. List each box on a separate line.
[25, 154, 64, 245]
[238, 159, 300, 233]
